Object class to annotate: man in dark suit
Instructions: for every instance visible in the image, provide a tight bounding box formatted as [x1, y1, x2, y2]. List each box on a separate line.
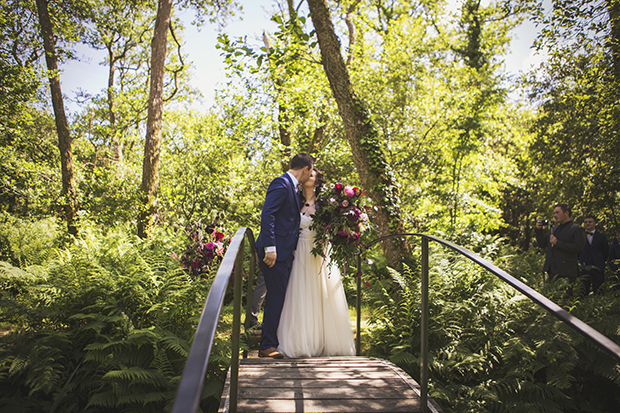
[609, 229, 620, 288]
[579, 215, 609, 294]
[255, 154, 313, 358]
[536, 204, 586, 282]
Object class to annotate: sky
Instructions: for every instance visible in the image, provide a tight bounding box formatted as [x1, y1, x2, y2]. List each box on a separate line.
[60, 0, 546, 113]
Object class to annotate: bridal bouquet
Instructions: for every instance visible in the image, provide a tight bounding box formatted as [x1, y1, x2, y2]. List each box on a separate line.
[311, 183, 373, 265]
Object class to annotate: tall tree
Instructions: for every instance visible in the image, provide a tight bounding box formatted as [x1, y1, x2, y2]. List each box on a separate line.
[306, 0, 408, 262]
[86, 0, 154, 163]
[610, 0, 620, 80]
[137, 0, 173, 238]
[523, 0, 620, 230]
[35, 0, 78, 234]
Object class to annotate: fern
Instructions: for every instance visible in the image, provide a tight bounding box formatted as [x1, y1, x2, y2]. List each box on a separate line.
[0, 221, 230, 412]
[363, 234, 620, 412]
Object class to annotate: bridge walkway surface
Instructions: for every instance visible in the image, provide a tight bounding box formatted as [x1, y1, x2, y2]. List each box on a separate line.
[218, 355, 443, 412]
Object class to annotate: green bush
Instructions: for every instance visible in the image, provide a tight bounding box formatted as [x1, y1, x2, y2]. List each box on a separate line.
[362, 233, 620, 413]
[0, 219, 231, 412]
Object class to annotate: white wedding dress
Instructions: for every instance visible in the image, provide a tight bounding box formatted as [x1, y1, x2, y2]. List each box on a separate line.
[277, 213, 356, 358]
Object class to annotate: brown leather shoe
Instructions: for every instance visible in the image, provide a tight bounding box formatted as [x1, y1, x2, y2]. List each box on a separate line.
[259, 347, 284, 359]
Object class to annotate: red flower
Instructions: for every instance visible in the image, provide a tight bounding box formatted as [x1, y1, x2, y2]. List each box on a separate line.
[214, 231, 225, 242]
[364, 281, 370, 287]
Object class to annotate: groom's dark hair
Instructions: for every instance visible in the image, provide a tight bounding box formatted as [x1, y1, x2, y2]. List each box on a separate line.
[290, 153, 314, 170]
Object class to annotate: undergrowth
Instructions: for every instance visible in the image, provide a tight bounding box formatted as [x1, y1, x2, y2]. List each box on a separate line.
[360, 233, 620, 413]
[0, 217, 231, 412]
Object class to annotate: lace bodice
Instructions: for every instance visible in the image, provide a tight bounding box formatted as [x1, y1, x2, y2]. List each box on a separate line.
[299, 213, 316, 240]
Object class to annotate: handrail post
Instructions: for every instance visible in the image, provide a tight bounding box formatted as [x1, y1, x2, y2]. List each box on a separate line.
[229, 238, 245, 413]
[420, 237, 429, 413]
[356, 253, 362, 356]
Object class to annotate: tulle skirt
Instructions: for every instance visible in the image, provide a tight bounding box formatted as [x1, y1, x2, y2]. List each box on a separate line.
[277, 236, 356, 358]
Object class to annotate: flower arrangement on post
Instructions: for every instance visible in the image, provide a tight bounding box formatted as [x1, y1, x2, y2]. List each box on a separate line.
[311, 183, 374, 266]
[173, 221, 229, 278]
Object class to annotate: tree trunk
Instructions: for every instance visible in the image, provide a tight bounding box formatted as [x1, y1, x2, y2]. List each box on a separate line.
[609, 0, 620, 81]
[35, 0, 78, 235]
[306, 0, 408, 263]
[107, 44, 123, 162]
[138, 0, 173, 238]
[262, 32, 292, 172]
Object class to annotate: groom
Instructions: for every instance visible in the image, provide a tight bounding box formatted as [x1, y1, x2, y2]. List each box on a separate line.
[256, 153, 314, 358]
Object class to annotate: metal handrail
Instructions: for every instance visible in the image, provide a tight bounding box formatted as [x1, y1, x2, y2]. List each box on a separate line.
[171, 227, 256, 413]
[355, 233, 620, 413]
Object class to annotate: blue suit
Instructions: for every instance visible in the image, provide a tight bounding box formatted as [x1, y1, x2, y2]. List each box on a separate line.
[255, 173, 301, 350]
[579, 230, 609, 293]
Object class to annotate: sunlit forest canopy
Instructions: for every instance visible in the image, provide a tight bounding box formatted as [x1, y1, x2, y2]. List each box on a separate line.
[1, 0, 620, 411]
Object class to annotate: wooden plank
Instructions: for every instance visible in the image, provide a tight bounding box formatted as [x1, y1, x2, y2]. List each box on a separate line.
[241, 356, 360, 363]
[236, 378, 409, 389]
[238, 385, 419, 399]
[219, 357, 442, 413]
[240, 362, 388, 369]
[239, 369, 403, 379]
[236, 398, 421, 412]
[240, 364, 390, 370]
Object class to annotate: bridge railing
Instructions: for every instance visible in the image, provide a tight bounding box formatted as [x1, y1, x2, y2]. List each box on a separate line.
[171, 229, 620, 413]
[354, 233, 620, 413]
[171, 227, 256, 413]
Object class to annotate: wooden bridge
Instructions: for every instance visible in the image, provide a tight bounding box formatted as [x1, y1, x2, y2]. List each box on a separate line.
[218, 356, 443, 412]
[170, 228, 620, 413]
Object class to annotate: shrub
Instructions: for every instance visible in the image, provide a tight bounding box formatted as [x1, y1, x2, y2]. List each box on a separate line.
[0, 220, 231, 412]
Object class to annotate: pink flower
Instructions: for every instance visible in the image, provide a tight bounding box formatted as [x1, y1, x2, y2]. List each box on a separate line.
[344, 186, 355, 198]
[205, 242, 215, 250]
[329, 198, 336, 204]
[337, 230, 349, 238]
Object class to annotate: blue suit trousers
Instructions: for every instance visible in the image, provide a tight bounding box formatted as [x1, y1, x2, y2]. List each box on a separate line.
[259, 255, 294, 350]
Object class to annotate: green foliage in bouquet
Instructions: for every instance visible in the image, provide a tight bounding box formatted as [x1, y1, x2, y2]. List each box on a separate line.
[311, 183, 375, 266]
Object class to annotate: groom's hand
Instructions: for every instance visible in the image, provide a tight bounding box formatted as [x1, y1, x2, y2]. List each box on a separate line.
[264, 251, 277, 267]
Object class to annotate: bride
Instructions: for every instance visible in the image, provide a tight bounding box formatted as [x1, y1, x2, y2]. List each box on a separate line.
[277, 168, 356, 358]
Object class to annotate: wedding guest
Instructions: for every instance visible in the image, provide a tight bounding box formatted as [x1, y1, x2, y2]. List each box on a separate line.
[609, 229, 620, 288]
[535, 204, 586, 282]
[248, 268, 266, 328]
[579, 215, 609, 294]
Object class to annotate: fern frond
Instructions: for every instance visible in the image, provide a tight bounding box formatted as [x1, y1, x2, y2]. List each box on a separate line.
[102, 367, 168, 387]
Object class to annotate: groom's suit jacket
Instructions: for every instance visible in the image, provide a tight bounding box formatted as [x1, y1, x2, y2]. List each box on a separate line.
[256, 173, 301, 262]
